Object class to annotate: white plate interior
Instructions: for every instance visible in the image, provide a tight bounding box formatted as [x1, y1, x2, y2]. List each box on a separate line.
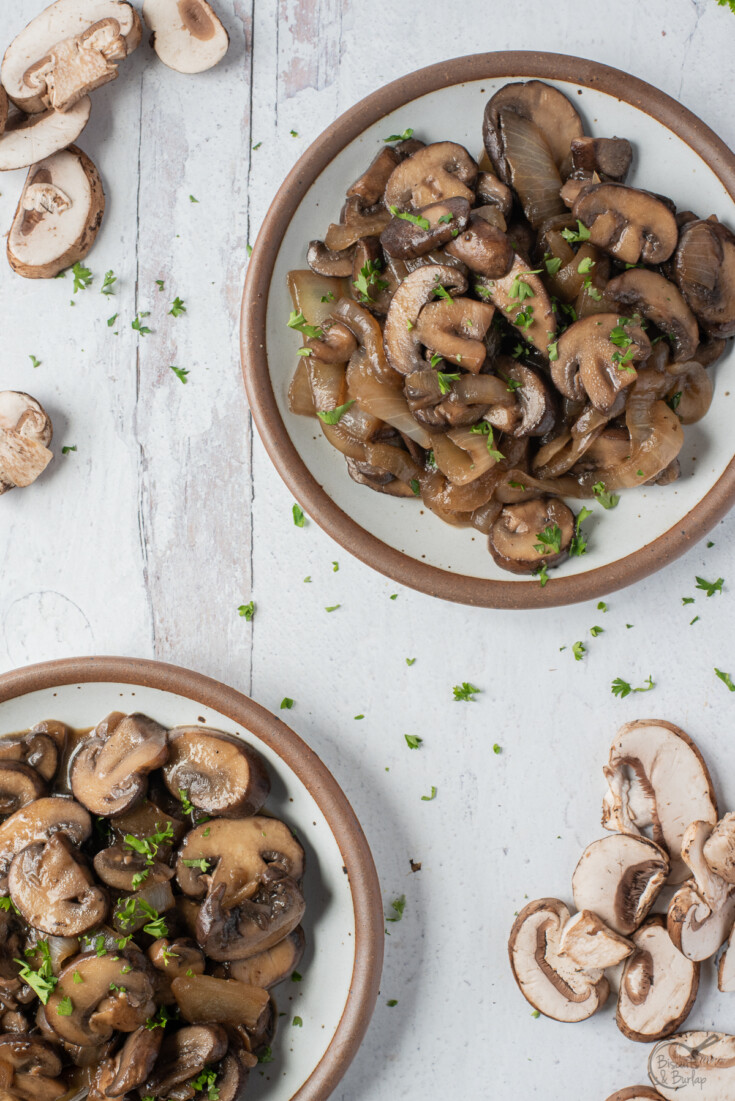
[266, 74, 735, 583]
[0, 681, 357, 1101]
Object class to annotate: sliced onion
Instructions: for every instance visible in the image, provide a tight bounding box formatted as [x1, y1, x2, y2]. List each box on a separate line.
[325, 213, 391, 251]
[347, 351, 431, 448]
[338, 403, 383, 441]
[533, 425, 603, 478]
[667, 360, 713, 424]
[365, 441, 420, 483]
[307, 357, 366, 460]
[452, 374, 515, 405]
[495, 467, 588, 502]
[287, 270, 350, 325]
[431, 426, 499, 485]
[499, 109, 565, 229]
[334, 298, 401, 385]
[288, 360, 316, 416]
[576, 397, 684, 491]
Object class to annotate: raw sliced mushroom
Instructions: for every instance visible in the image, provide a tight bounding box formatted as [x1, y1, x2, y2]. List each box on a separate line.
[479, 255, 556, 355]
[606, 269, 699, 363]
[0, 731, 58, 782]
[0, 392, 53, 495]
[143, 0, 229, 73]
[488, 498, 574, 575]
[162, 727, 269, 819]
[601, 720, 718, 884]
[0, 796, 91, 885]
[616, 917, 699, 1043]
[0, 100, 91, 172]
[674, 218, 735, 337]
[71, 712, 168, 816]
[383, 264, 467, 375]
[1, 0, 141, 113]
[704, 813, 735, 883]
[572, 835, 669, 936]
[649, 1032, 735, 1100]
[508, 898, 609, 1022]
[227, 926, 305, 989]
[8, 146, 105, 280]
[380, 197, 471, 260]
[143, 1024, 228, 1095]
[668, 820, 735, 961]
[8, 834, 107, 936]
[557, 910, 634, 970]
[571, 136, 633, 182]
[553, 314, 650, 414]
[483, 81, 583, 183]
[0, 763, 45, 814]
[171, 975, 270, 1027]
[414, 297, 495, 372]
[196, 876, 305, 961]
[573, 184, 678, 265]
[383, 141, 478, 211]
[45, 953, 156, 1045]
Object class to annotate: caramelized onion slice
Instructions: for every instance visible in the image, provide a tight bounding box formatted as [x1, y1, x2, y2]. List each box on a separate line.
[576, 397, 684, 491]
[286, 271, 350, 326]
[667, 361, 713, 425]
[288, 360, 316, 417]
[347, 351, 431, 448]
[498, 109, 565, 229]
[431, 426, 502, 486]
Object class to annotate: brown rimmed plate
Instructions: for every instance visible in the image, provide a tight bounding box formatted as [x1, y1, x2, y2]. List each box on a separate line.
[0, 656, 383, 1101]
[241, 51, 735, 608]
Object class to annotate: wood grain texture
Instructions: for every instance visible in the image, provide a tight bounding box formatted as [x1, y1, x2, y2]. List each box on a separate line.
[2, 1, 735, 1098]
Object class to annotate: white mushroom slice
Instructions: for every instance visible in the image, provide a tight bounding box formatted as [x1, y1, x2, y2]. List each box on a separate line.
[0, 99, 91, 172]
[668, 820, 735, 961]
[572, 835, 669, 936]
[617, 917, 699, 1042]
[2, 0, 141, 114]
[558, 909, 634, 970]
[704, 812, 735, 883]
[508, 898, 609, 1022]
[649, 1032, 735, 1099]
[0, 391, 53, 494]
[143, 0, 230, 74]
[602, 720, 718, 884]
[8, 145, 105, 279]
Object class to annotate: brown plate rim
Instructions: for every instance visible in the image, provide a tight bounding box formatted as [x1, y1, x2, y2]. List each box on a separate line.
[241, 50, 735, 609]
[0, 656, 384, 1101]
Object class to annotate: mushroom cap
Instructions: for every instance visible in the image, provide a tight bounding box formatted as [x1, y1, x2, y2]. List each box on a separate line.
[71, 711, 169, 816]
[0, 731, 58, 782]
[557, 909, 634, 971]
[1, 0, 141, 113]
[44, 951, 156, 1046]
[0, 1035, 62, 1077]
[227, 926, 305, 989]
[488, 497, 574, 575]
[383, 263, 467, 375]
[8, 145, 105, 280]
[8, 834, 107, 936]
[413, 297, 495, 373]
[616, 917, 699, 1043]
[674, 218, 735, 337]
[444, 214, 514, 278]
[93, 843, 174, 891]
[0, 796, 90, 885]
[483, 80, 583, 184]
[508, 897, 609, 1022]
[573, 183, 679, 265]
[0, 762, 46, 814]
[606, 269, 700, 363]
[553, 314, 650, 414]
[196, 875, 305, 961]
[147, 936, 205, 978]
[0, 392, 53, 494]
[306, 240, 354, 278]
[572, 834, 669, 936]
[103, 1025, 162, 1098]
[648, 1032, 735, 1100]
[0, 100, 91, 173]
[143, 0, 230, 74]
[601, 719, 718, 884]
[571, 136, 633, 183]
[383, 141, 478, 211]
[162, 726, 269, 819]
[347, 146, 401, 206]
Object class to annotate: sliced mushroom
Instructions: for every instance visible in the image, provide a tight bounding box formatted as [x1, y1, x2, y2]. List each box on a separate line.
[171, 974, 270, 1027]
[479, 255, 556, 355]
[508, 898, 608, 1022]
[573, 184, 678, 264]
[444, 214, 515, 278]
[347, 146, 401, 205]
[414, 297, 495, 372]
[1, 1, 141, 113]
[8, 146, 104, 280]
[0, 797, 90, 886]
[0, 392, 53, 495]
[674, 218, 735, 337]
[649, 1032, 735, 1100]
[668, 820, 735, 961]
[0, 763, 45, 814]
[488, 498, 574, 575]
[306, 240, 354, 278]
[101, 1025, 162, 1098]
[143, 0, 229, 73]
[557, 910, 634, 970]
[383, 264, 467, 375]
[71, 712, 168, 816]
[572, 835, 669, 936]
[148, 937, 205, 978]
[383, 141, 477, 211]
[143, 1024, 228, 1096]
[616, 917, 699, 1043]
[109, 798, 186, 848]
[606, 1090, 665, 1101]
[93, 844, 174, 892]
[601, 720, 718, 884]
[162, 727, 269, 819]
[476, 171, 513, 216]
[483, 80, 583, 183]
[571, 136, 633, 182]
[196, 875, 305, 961]
[0, 100, 92, 172]
[498, 358, 557, 438]
[606, 269, 699, 363]
[8, 834, 107, 937]
[0, 1035, 62, 1078]
[0, 731, 58, 782]
[553, 314, 650, 414]
[380, 197, 471, 260]
[176, 816, 304, 905]
[227, 926, 305, 989]
[44, 952, 155, 1046]
[10, 1075, 65, 1101]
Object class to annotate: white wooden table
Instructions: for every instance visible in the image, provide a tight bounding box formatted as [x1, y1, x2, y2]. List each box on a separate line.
[2, 1, 735, 1097]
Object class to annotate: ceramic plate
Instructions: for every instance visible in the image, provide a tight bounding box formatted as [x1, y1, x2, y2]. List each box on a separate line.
[0, 657, 383, 1101]
[241, 51, 735, 608]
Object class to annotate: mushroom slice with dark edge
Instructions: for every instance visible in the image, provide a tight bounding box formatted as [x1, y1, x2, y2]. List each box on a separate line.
[668, 820, 735, 961]
[508, 898, 609, 1022]
[483, 81, 584, 184]
[444, 214, 515, 277]
[1, 0, 141, 114]
[44, 952, 155, 1046]
[0, 392, 53, 495]
[143, 1024, 228, 1096]
[552, 314, 650, 414]
[557, 910, 634, 971]
[171, 974, 270, 1026]
[380, 197, 471, 260]
[573, 183, 678, 265]
[414, 298, 495, 373]
[8, 146, 105, 280]
[148, 936, 205, 977]
[176, 816, 304, 904]
[347, 146, 401, 205]
[306, 240, 354, 278]
[488, 498, 575, 576]
[93, 843, 174, 892]
[143, 0, 229, 73]
[0, 100, 92, 173]
[0, 763, 46, 814]
[616, 917, 699, 1043]
[674, 218, 735, 337]
[0, 1035, 61, 1078]
[606, 269, 699, 363]
[227, 926, 305, 988]
[71, 712, 168, 816]
[0, 730, 58, 782]
[97, 1025, 162, 1098]
[497, 358, 557, 438]
[8, 834, 107, 936]
[383, 264, 467, 375]
[572, 835, 669, 936]
[0, 796, 90, 886]
[383, 142, 478, 211]
[478, 255, 556, 356]
[571, 136, 633, 182]
[601, 719, 718, 884]
[162, 727, 269, 819]
[718, 925, 735, 991]
[649, 1032, 735, 1100]
[605, 1091, 665, 1101]
[196, 875, 305, 961]
[703, 813, 735, 883]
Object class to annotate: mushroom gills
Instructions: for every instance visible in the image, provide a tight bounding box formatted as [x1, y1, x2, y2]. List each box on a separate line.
[572, 834, 669, 936]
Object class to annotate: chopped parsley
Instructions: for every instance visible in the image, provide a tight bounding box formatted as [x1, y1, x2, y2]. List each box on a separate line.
[572, 641, 586, 661]
[409, 478, 420, 496]
[406, 657, 416, 666]
[57, 996, 74, 1016]
[169, 297, 186, 317]
[695, 576, 724, 597]
[353, 259, 388, 304]
[29, 355, 41, 368]
[384, 127, 414, 142]
[238, 602, 255, 620]
[169, 366, 189, 384]
[509, 270, 541, 301]
[389, 205, 430, 231]
[291, 971, 303, 982]
[179, 789, 194, 814]
[547, 340, 559, 361]
[561, 219, 591, 244]
[123, 821, 174, 869]
[577, 256, 595, 274]
[385, 895, 406, 923]
[569, 507, 593, 557]
[453, 682, 480, 702]
[611, 675, 655, 698]
[61, 445, 77, 455]
[287, 310, 323, 340]
[292, 503, 306, 527]
[107, 313, 118, 327]
[132, 312, 152, 336]
[469, 421, 504, 460]
[101, 270, 116, 295]
[534, 524, 562, 556]
[71, 262, 93, 292]
[404, 735, 422, 749]
[436, 371, 460, 395]
[321, 291, 336, 303]
[182, 858, 211, 872]
[534, 561, 550, 587]
[421, 786, 437, 801]
[189, 195, 199, 203]
[293, 1015, 303, 1027]
[545, 255, 563, 275]
[386, 999, 398, 1007]
[325, 604, 340, 612]
[280, 697, 294, 710]
[597, 601, 608, 612]
[14, 942, 57, 1003]
[715, 668, 735, 692]
[590, 625, 604, 637]
[317, 400, 355, 425]
[437, 213, 454, 224]
[592, 481, 619, 510]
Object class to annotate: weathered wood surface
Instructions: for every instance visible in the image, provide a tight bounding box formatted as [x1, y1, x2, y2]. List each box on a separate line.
[2, 1, 735, 1096]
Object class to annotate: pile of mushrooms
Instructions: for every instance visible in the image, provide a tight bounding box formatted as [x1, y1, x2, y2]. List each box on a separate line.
[0, 712, 306, 1101]
[288, 80, 733, 575]
[509, 718, 735, 1098]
